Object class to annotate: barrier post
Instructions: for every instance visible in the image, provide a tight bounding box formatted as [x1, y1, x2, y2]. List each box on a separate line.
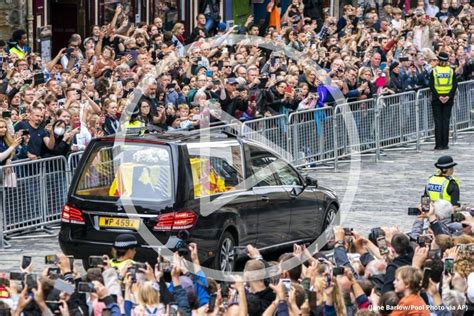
[333, 106, 338, 171]
[375, 97, 381, 161]
[452, 89, 458, 143]
[415, 90, 421, 151]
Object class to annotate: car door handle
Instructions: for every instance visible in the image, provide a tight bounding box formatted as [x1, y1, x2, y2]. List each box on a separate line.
[261, 195, 270, 202]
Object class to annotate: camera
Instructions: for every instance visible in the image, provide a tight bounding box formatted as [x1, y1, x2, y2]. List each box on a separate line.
[344, 228, 353, 236]
[417, 235, 433, 248]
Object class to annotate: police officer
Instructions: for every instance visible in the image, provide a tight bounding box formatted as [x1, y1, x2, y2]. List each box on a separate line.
[109, 233, 137, 270]
[425, 156, 460, 207]
[429, 52, 458, 150]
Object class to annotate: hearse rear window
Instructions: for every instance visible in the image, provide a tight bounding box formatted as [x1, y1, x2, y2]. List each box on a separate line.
[75, 144, 173, 201]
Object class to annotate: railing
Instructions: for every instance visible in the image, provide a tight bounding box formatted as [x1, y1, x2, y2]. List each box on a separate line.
[0, 80, 472, 249]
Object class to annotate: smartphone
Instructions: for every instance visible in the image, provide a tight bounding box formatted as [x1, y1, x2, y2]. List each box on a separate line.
[258, 77, 268, 88]
[77, 282, 96, 293]
[205, 70, 213, 77]
[281, 278, 292, 294]
[21, 256, 32, 269]
[421, 267, 431, 288]
[47, 267, 60, 276]
[34, 72, 45, 85]
[127, 267, 137, 283]
[377, 236, 389, 255]
[54, 279, 74, 295]
[65, 48, 74, 55]
[344, 228, 353, 236]
[399, 56, 409, 62]
[270, 74, 276, 81]
[45, 301, 61, 314]
[2, 111, 11, 119]
[21, 130, 30, 136]
[285, 85, 293, 94]
[421, 195, 430, 212]
[417, 235, 432, 248]
[444, 258, 454, 274]
[408, 207, 421, 216]
[208, 293, 217, 313]
[26, 274, 37, 291]
[332, 267, 345, 276]
[88, 256, 105, 268]
[233, 246, 247, 257]
[380, 62, 387, 71]
[9, 272, 24, 281]
[45, 255, 58, 265]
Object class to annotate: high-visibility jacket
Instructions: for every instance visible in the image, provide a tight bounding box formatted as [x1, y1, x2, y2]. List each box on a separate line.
[109, 258, 135, 270]
[426, 175, 459, 203]
[9, 46, 27, 59]
[433, 66, 454, 95]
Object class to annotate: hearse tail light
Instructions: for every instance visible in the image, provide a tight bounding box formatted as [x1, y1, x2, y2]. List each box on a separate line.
[153, 210, 197, 231]
[61, 204, 85, 225]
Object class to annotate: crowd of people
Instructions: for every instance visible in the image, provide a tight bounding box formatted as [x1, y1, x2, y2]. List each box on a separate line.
[0, 0, 473, 315]
[0, 200, 473, 315]
[0, 0, 473, 165]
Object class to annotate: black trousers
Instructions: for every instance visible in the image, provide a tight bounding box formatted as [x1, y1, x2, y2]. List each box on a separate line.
[432, 98, 454, 148]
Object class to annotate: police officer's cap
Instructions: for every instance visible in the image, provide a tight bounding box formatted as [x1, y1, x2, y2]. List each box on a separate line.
[437, 52, 449, 61]
[435, 155, 457, 169]
[114, 234, 138, 249]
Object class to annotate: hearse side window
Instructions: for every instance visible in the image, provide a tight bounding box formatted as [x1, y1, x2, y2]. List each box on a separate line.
[75, 144, 173, 201]
[187, 144, 243, 197]
[249, 155, 279, 187]
[272, 159, 302, 186]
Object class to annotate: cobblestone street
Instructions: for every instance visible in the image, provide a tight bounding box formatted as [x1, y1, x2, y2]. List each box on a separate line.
[1, 133, 473, 273]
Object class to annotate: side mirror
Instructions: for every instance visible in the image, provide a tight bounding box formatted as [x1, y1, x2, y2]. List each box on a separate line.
[306, 176, 318, 187]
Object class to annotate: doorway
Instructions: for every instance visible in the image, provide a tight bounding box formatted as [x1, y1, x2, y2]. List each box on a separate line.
[51, 1, 78, 56]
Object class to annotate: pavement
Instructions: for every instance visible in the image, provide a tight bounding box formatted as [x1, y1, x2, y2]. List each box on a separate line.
[1, 133, 473, 273]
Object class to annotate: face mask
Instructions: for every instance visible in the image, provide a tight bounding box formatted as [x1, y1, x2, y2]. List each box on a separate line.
[54, 127, 65, 136]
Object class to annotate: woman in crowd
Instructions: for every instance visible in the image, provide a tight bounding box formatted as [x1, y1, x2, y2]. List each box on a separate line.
[0, 118, 21, 165]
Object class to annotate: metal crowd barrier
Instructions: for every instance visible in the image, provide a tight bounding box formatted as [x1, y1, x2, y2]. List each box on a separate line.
[241, 114, 290, 160]
[0, 157, 68, 239]
[288, 108, 335, 167]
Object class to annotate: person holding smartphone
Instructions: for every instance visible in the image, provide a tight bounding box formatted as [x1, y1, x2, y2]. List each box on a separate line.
[392, 266, 430, 315]
[0, 118, 21, 166]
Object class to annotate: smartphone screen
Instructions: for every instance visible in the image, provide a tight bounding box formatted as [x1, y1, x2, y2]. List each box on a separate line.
[77, 282, 95, 293]
[444, 258, 454, 274]
[422, 267, 431, 288]
[421, 195, 430, 212]
[21, 256, 32, 269]
[377, 236, 389, 255]
[45, 255, 58, 265]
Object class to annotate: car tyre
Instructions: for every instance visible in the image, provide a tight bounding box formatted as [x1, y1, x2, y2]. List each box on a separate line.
[214, 231, 236, 272]
[321, 205, 338, 250]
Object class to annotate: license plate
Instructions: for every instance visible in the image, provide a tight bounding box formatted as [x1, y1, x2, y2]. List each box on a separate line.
[98, 217, 140, 230]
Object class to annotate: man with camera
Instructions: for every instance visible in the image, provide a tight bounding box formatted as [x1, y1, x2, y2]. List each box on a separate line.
[425, 155, 460, 207]
[429, 52, 458, 150]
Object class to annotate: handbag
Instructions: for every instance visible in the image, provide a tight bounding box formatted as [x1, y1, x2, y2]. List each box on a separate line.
[3, 170, 17, 188]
